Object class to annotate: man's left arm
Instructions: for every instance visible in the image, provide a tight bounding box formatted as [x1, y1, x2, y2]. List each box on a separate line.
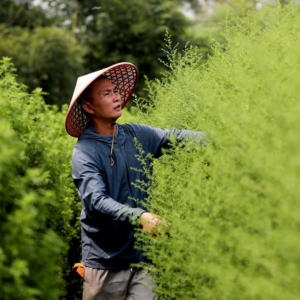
[129, 123, 206, 158]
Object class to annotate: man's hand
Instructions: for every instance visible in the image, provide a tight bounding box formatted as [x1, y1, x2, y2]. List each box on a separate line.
[140, 212, 169, 236]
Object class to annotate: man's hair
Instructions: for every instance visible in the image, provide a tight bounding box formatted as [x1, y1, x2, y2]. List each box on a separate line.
[79, 75, 108, 104]
[78, 75, 108, 118]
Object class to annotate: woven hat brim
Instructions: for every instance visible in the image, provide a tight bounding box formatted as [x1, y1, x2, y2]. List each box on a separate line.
[65, 62, 138, 137]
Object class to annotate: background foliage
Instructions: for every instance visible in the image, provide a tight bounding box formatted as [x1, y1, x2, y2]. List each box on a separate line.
[0, 58, 79, 299]
[1, 1, 300, 299]
[0, 26, 85, 106]
[134, 3, 300, 299]
[0, 0, 254, 106]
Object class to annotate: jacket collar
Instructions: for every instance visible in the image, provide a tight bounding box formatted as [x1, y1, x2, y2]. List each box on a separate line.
[79, 122, 127, 146]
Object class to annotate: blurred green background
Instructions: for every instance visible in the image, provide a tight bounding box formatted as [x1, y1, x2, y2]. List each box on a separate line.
[1, 1, 299, 299]
[0, 0, 260, 106]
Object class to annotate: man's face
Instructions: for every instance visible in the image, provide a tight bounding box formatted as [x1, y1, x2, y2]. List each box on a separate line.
[83, 78, 123, 122]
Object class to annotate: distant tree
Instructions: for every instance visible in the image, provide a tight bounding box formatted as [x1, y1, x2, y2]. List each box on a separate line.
[0, 26, 85, 106]
[44, 0, 203, 101]
[0, 0, 58, 28]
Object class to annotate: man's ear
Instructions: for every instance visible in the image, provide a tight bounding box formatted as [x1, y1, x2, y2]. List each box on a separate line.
[82, 102, 95, 114]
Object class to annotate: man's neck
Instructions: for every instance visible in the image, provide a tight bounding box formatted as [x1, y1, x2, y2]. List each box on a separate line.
[91, 119, 117, 136]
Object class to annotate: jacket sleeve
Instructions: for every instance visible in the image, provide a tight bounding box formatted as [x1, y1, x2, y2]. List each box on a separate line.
[72, 148, 145, 222]
[166, 127, 206, 146]
[131, 124, 206, 157]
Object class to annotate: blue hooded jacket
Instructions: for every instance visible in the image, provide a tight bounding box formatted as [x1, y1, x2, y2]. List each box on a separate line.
[72, 122, 204, 269]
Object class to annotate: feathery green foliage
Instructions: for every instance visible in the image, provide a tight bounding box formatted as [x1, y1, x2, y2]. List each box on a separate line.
[135, 3, 300, 299]
[0, 58, 79, 299]
[1, 2, 300, 298]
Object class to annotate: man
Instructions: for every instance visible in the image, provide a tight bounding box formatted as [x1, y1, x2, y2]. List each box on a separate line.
[65, 62, 204, 300]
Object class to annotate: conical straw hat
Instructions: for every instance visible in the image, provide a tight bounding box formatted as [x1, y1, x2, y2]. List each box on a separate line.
[65, 62, 138, 137]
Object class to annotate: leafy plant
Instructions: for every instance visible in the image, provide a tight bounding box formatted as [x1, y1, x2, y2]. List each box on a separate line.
[0, 58, 80, 299]
[134, 3, 300, 299]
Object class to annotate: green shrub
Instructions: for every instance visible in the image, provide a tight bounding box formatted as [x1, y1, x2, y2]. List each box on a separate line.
[135, 3, 300, 299]
[0, 58, 79, 299]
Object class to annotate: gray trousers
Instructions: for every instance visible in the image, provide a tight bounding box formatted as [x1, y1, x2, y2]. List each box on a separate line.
[83, 267, 157, 300]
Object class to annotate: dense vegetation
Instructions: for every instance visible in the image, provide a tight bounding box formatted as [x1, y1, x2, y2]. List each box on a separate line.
[135, 3, 300, 299]
[0, 2, 299, 299]
[0, 58, 79, 299]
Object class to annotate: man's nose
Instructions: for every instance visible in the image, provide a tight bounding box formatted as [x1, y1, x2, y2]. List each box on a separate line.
[113, 92, 121, 102]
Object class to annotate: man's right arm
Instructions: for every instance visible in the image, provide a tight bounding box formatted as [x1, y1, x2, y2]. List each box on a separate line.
[72, 148, 145, 222]
[72, 147, 168, 234]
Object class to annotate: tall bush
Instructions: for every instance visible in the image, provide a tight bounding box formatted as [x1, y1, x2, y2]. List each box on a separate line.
[0, 58, 79, 299]
[135, 3, 300, 299]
